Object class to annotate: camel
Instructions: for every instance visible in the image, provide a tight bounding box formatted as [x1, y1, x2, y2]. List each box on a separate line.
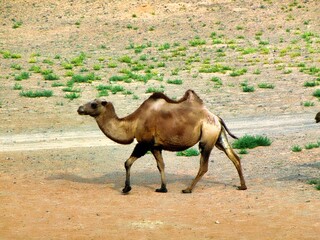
[315, 112, 320, 123]
[77, 89, 247, 193]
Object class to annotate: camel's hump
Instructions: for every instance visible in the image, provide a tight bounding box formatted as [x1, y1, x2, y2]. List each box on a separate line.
[148, 90, 203, 104]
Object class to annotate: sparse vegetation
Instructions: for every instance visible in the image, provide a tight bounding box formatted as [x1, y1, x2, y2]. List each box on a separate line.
[20, 90, 53, 98]
[291, 145, 302, 152]
[232, 135, 271, 149]
[307, 179, 320, 190]
[176, 148, 200, 157]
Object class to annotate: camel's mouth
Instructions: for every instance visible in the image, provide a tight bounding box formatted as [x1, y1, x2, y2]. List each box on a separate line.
[77, 106, 87, 115]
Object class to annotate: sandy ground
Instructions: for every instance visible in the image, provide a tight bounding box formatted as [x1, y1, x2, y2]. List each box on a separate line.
[0, 0, 320, 239]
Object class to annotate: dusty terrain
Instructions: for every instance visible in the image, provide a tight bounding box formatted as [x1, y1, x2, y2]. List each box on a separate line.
[0, 0, 320, 239]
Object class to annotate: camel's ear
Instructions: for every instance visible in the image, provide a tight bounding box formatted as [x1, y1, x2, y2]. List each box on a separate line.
[101, 100, 108, 106]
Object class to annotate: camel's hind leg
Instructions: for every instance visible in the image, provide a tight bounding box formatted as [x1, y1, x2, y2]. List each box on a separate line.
[182, 142, 212, 194]
[216, 130, 247, 190]
[151, 149, 168, 193]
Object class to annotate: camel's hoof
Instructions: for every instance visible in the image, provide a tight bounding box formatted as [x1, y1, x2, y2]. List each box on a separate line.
[155, 187, 168, 193]
[122, 185, 132, 194]
[237, 185, 247, 190]
[182, 189, 192, 194]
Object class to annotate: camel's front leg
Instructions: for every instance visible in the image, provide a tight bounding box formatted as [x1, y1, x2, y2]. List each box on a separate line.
[151, 149, 168, 193]
[123, 143, 149, 194]
[123, 156, 138, 193]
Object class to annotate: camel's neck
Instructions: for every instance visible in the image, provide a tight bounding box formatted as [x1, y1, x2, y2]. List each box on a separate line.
[95, 104, 136, 144]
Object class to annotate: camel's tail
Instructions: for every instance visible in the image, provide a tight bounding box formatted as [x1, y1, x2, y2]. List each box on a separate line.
[218, 117, 238, 139]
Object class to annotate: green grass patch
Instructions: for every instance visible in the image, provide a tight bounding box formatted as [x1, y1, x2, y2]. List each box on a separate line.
[13, 83, 23, 90]
[71, 52, 86, 66]
[11, 63, 22, 70]
[302, 101, 314, 107]
[65, 92, 80, 100]
[15, 72, 30, 81]
[51, 82, 64, 87]
[232, 135, 271, 149]
[146, 87, 165, 93]
[307, 179, 320, 190]
[304, 81, 319, 87]
[313, 89, 320, 98]
[189, 36, 206, 46]
[44, 73, 59, 81]
[29, 65, 42, 73]
[167, 79, 183, 85]
[199, 64, 231, 74]
[291, 145, 302, 152]
[72, 73, 97, 83]
[305, 142, 320, 150]
[258, 83, 274, 89]
[96, 84, 125, 94]
[20, 90, 53, 98]
[176, 148, 200, 157]
[242, 85, 255, 92]
[211, 76, 223, 88]
[230, 68, 247, 77]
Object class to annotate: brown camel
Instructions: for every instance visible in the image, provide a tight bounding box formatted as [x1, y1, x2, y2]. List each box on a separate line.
[315, 112, 320, 123]
[77, 90, 247, 193]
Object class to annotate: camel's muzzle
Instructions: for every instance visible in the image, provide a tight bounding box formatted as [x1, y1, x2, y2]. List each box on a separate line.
[77, 106, 86, 115]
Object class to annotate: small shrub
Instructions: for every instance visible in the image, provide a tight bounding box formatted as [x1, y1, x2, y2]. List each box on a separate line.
[211, 76, 223, 88]
[71, 52, 86, 66]
[51, 82, 64, 87]
[12, 20, 23, 29]
[44, 73, 59, 81]
[302, 101, 314, 107]
[13, 83, 23, 90]
[189, 36, 206, 46]
[146, 87, 164, 93]
[65, 92, 80, 100]
[177, 148, 200, 157]
[238, 149, 248, 154]
[158, 43, 170, 51]
[253, 69, 261, 75]
[291, 145, 302, 152]
[107, 62, 118, 68]
[93, 64, 102, 71]
[304, 81, 318, 87]
[230, 68, 247, 77]
[15, 72, 30, 81]
[62, 62, 73, 69]
[232, 135, 271, 149]
[20, 90, 53, 98]
[11, 64, 22, 70]
[167, 79, 183, 85]
[307, 179, 320, 190]
[258, 83, 275, 89]
[313, 89, 320, 98]
[242, 85, 255, 92]
[305, 143, 319, 150]
[29, 65, 41, 73]
[72, 73, 96, 83]
[118, 55, 132, 63]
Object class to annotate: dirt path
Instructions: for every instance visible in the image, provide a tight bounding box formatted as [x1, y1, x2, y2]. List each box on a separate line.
[1, 113, 316, 152]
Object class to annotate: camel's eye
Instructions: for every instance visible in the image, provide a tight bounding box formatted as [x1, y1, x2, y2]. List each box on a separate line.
[91, 102, 98, 109]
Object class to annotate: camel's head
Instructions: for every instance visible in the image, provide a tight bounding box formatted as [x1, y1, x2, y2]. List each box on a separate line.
[315, 112, 320, 123]
[77, 99, 108, 117]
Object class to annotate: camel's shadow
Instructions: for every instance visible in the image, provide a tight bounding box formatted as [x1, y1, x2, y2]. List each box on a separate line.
[46, 171, 228, 192]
